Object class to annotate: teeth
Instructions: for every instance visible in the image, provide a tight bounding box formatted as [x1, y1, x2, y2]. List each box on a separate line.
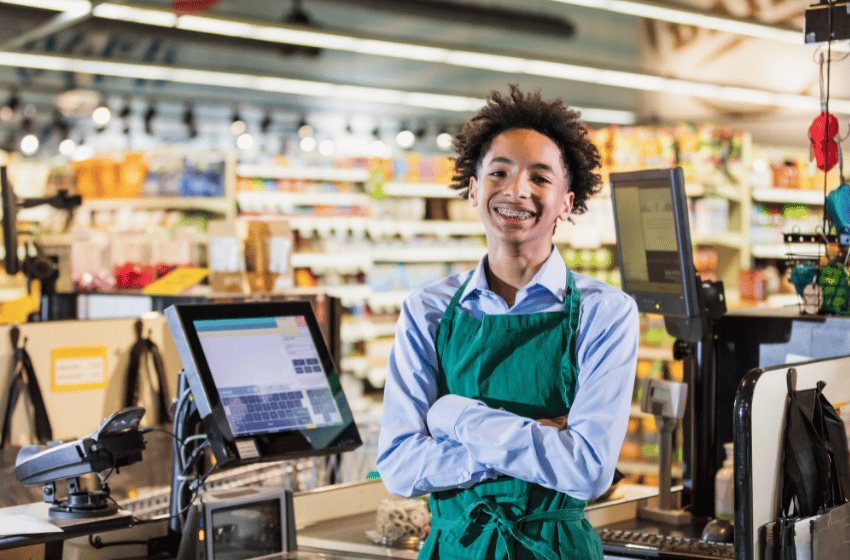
[496, 208, 532, 219]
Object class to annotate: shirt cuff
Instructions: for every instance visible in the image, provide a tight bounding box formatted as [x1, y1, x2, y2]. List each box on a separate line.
[426, 394, 481, 441]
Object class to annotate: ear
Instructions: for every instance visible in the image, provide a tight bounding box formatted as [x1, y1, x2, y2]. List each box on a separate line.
[558, 189, 574, 222]
[468, 176, 479, 207]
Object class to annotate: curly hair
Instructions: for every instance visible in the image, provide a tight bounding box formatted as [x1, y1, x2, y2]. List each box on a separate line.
[450, 84, 602, 215]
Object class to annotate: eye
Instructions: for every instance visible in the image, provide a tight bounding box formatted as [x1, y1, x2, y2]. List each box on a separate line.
[533, 175, 551, 184]
[489, 170, 506, 178]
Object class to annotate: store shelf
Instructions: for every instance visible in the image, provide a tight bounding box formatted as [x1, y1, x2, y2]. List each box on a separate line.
[638, 346, 673, 361]
[340, 320, 397, 343]
[380, 182, 457, 198]
[686, 183, 742, 201]
[81, 196, 231, 214]
[291, 253, 373, 272]
[552, 227, 617, 246]
[765, 293, 801, 308]
[372, 247, 485, 263]
[751, 188, 826, 205]
[285, 215, 485, 238]
[237, 164, 369, 183]
[236, 191, 373, 210]
[324, 285, 409, 309]
[292, 246, 484, 271]
[750, 243, 823, 259]
[692, 232, 743, 248]
[618, 460, 683, 478]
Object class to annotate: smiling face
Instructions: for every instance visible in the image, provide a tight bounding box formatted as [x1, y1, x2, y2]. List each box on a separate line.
[468, 128, 573, 254]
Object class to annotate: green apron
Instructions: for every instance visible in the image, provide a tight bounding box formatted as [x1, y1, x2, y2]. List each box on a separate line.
[420, 269, 603, 560]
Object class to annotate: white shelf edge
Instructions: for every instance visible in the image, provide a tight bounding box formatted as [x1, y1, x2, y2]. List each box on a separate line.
[237, 164, 369, 182]
[380, 182, 457, 198]
[638, 346, 673, 361]
[751, 188, 826, 205]
[685, 183, 742, 201]
[81, 197, 230, 213]
[751, 242, 824, 259]
[285, 216, 484, 237]
[692, 233, 742, 248]
[236, 191, 372, 208]
[372, 247, 485, 263]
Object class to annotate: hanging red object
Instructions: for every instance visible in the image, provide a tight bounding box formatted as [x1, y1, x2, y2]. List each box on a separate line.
[809, 111, 840, 172]
[173, 1, 221, 15]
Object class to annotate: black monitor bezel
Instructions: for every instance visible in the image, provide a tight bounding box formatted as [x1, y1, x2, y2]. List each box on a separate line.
[609, 167, 701, 319]
[165, 301, 361, 467]
[202, 487, 294, 559]
[1, 165, 18, 275]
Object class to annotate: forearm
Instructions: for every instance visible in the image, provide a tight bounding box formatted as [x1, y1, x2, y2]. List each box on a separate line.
[377, 421, 495, 497]
[427, 395, 626, 500]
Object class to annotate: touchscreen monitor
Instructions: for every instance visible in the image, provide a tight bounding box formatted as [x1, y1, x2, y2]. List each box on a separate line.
[610, 167, 700, 320]
[165, 301, 361, 467]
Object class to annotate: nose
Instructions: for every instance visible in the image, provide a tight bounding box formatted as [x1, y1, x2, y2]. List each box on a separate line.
[505, 172, 532, 198]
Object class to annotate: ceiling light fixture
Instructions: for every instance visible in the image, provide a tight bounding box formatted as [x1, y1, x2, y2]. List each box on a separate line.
[92, 102, 111, 128]
[549, 0, 805, 45]
[184, 103, 198, 139]
[20, 117, 38, 155]
[24, 1, 832, 116]
[230, 109, 246, 135]
[143, 101, 156, 135]
[396, 125, 415, 149]
[0, 51, 616, 123]
[1, 89, 20, 122]
[236, 131, 254, 150]
[300, 136, 316, 152]
[260, 111, 273, 134]
[318, 139, 335, 156]
[3, 0, 91, 13]
[298, 118, 314, 138]
[436, 130, 453, 150]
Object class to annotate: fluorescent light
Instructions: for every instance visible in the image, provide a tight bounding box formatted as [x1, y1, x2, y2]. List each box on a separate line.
[72, 0, 835, 113]
[578, 108, 637, 124]
[549, 0, 802, 44]
[2, 0, 91, 12]
[92, 4, 176, 27]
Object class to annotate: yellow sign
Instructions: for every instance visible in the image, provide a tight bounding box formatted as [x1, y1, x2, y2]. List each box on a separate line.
[51, 346, 108, 392]
[142, 267, 210, 295]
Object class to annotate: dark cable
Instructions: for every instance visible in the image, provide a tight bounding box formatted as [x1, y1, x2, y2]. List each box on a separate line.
[139, 426, 183, 445]
[88, 534, 150, 549]
[824, 0, 834, 237]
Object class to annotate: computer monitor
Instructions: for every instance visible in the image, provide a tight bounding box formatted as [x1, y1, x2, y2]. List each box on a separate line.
[165, 301, 362, 468]
[1, 165, 18, 275]
[610, 167, 703, 341]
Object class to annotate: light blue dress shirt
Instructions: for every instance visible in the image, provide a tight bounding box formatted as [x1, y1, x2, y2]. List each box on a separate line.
[376, 247, 639, 501]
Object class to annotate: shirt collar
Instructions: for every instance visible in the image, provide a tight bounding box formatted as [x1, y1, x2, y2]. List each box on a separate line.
[461, 247, 567, 303]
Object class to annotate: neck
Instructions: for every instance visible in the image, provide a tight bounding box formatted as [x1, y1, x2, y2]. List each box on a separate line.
[485, 244, 552, 307]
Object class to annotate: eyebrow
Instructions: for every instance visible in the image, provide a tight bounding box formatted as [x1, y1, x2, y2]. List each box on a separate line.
[487, 156, 558, 173]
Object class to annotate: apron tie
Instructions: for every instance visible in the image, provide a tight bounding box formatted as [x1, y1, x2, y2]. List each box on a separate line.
[432, 496, 584, 560]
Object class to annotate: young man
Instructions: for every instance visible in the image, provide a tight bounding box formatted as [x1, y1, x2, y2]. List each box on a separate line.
[377, 85, 639, 559]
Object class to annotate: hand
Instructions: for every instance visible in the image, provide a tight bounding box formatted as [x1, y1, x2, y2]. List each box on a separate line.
[537, 413, 569, 430]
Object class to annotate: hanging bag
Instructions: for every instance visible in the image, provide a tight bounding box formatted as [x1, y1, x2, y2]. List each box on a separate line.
[0, 326, 53, 448]
[766, 368, 850, 560]
[123, 320, 171, 425]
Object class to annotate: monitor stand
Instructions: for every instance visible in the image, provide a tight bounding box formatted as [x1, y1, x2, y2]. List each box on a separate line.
[659, 276, 726, 520]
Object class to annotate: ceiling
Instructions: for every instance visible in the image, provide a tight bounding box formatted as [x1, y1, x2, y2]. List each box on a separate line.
[0, 0, 841, 154]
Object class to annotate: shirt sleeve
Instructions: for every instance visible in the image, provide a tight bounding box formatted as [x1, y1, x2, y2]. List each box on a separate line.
[426, 291, 639, 500]
[376, 291, 495, 497]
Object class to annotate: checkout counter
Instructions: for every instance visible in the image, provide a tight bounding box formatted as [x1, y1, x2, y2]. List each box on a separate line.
[0, 308, 847, 560]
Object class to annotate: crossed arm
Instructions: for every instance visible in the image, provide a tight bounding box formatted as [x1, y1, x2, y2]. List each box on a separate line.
[376, 292, 638, 501]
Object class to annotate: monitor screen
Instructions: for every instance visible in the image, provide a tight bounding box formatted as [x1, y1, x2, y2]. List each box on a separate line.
[610, 167, 700, 320]
[1, 165, 18, 275]
[166, 301, 361, 467]
[209, 497, 282, 560]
